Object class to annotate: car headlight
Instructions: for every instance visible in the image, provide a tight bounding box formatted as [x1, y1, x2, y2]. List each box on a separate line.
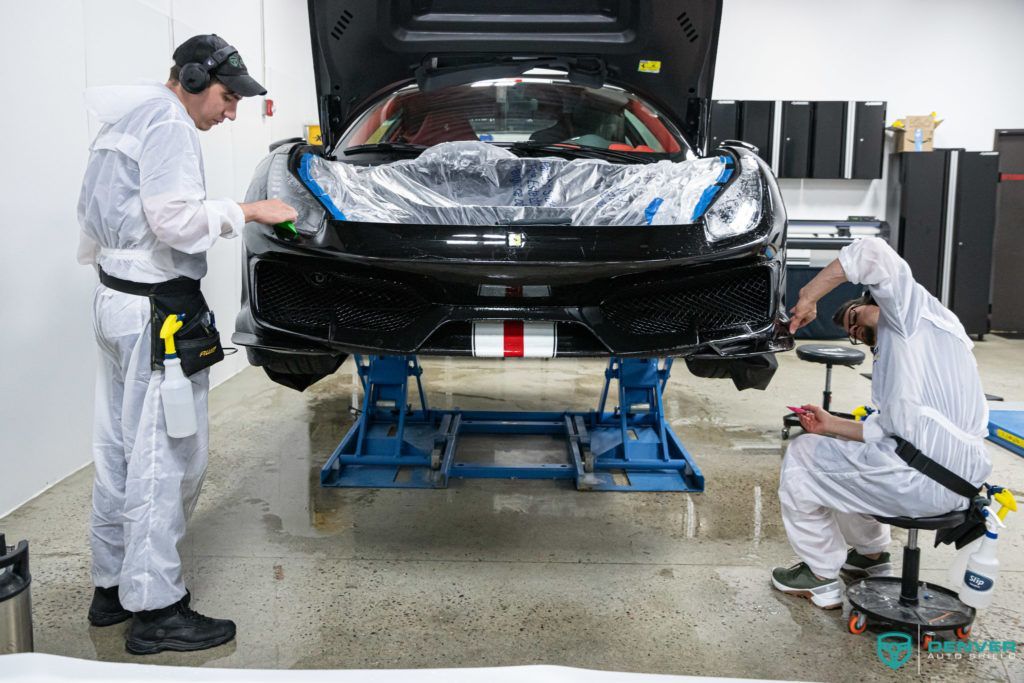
[703, 155, 763, 242]
[266, 150, 326, 236]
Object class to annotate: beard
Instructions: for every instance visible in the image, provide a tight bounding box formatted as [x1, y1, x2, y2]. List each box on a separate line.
[862, 325, 877, 347]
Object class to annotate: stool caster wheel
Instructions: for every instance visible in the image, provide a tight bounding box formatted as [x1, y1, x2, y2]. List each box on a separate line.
[921, 632, 937, 649]
[955, 625, 972, 640]
[848, 611, 868, 635]
[781, 427, 790, 440]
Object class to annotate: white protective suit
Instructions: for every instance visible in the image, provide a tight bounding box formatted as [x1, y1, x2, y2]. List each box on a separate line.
[78, 83, 243, 611]
[779, 237, 991, 579]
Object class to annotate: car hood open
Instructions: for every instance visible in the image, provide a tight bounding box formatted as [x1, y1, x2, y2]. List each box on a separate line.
[307, 0, 723, 154]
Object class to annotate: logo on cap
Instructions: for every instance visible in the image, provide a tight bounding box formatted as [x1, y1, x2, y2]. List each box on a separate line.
[228, 53, 244, 69]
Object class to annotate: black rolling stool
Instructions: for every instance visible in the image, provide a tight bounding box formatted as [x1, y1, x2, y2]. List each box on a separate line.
[846, 510, 975, 646]
[781, 344, 866, 440]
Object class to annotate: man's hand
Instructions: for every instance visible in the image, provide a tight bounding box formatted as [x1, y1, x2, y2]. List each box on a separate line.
[241, 199, 298, 225]
[797, 404, 833, 435]
[789, 290, 818, 334]
[787, 258, 850, 334]
[795, 404, 866, 442]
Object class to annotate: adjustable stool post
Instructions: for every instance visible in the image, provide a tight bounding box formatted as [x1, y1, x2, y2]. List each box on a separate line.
[822, 362, 834, 412]
[900, 529, 920, 605]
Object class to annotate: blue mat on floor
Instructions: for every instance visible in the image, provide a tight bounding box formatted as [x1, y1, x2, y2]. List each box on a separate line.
[988, 403, 1024, 457]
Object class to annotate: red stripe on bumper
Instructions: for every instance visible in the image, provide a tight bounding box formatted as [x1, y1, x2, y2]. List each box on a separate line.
[503, 320, 524, 357]
[1001, 173, 1024, 181]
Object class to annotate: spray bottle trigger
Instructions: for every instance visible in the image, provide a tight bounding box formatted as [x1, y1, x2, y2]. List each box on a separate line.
[159, 314, 186, 357]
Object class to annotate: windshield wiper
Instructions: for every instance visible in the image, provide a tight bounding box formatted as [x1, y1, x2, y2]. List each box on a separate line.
[343, 142, 428, 156]
[509, 141, 658, 164]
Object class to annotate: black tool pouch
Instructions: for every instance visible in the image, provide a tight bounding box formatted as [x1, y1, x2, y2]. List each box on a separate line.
[149, 290, 224, 377]
[99, 268, 224, 377]
[935, 495, 991, 549]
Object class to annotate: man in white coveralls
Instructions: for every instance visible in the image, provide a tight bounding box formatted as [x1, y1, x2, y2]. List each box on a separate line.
[78, 34, 296, 653]
[770, 236, 991, 609]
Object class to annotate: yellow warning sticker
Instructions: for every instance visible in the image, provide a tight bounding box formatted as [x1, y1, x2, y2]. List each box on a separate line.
[638, 60, 662, 74]
[305, 124, 322, 145]
[996, 429, 1024, 449]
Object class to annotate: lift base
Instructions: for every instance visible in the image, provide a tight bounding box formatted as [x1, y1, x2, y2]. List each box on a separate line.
[320, 356, 704, 493]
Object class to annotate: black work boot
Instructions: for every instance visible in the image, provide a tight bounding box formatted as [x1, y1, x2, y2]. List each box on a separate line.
[125, 596, 235, 655]
[88, 586, 131, 626]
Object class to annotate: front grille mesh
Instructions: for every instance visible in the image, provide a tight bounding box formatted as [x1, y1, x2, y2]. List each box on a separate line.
[601, 270, 772, 336]
[254, 261, 431, 333]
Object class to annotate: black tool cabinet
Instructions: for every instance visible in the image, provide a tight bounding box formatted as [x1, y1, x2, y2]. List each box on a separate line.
[711, 100, 885, 179]
[851, 101, 887, 179]
[887, 149, 1000, 337]
[708, 100, 774, 164]
[779, 101, 814, 177]
[808, 101, 848, 179]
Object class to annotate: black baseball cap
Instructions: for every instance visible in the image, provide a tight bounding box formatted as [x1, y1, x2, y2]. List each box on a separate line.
[173, 34, 267, 97]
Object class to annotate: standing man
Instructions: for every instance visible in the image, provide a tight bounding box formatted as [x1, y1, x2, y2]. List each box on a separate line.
[77, 34, 296, 653]
[770, 236, 991, 609]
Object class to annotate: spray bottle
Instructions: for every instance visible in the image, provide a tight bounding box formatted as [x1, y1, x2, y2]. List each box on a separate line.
[948, 487, 1016, 586]
[958, 506, 1006, 608]
[159, 314, 197, 438]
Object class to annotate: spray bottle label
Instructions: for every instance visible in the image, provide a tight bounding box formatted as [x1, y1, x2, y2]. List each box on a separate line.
[964, 570, 994, 592]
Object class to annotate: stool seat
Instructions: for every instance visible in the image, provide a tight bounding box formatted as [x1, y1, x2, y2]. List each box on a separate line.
[873, 510, 968, 530]
[795, 344, 865, 366]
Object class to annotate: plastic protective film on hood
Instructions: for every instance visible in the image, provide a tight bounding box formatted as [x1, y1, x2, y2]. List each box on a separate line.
[306, 142, 743, 227]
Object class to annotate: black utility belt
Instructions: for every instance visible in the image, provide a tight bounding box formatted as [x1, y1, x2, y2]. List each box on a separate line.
[893, 436, 980, 499]
[893, 436, 989, 550]
[99, 268, 224, 377]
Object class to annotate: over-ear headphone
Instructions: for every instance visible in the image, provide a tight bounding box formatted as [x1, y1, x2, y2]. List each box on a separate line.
[179, 44, 238, 94]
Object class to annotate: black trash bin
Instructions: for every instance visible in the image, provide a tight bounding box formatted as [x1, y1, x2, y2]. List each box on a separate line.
[0, 534, 33, 653]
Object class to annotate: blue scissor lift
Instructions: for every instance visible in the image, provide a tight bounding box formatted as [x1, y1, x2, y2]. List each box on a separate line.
[320, 355, 704, 492]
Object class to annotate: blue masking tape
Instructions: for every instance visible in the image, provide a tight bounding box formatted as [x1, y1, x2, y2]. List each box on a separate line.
[298, 153, 347, 220]
[691, 156, 735, 222]
[644, 197, 664, 225]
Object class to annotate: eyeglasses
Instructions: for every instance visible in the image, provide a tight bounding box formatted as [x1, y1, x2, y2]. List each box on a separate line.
[846, 305, 863, 345]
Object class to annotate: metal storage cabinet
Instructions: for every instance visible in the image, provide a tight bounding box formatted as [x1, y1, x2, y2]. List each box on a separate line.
[888, 149, 1001, 337]
[780, 101, 812, 178]
[889, 151, 950, 298]
[739, 100, 775, 165]
[708, 100, 739, 151]
[709, 100, 774, 164]
[810, 101, 848, 179]
[851, 101, 887, 179]
[950, 152, 1000, 336]
[992, 130, 1024, 332]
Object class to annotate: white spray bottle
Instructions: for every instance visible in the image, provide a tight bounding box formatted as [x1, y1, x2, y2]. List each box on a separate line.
[948, 488, 1016, 587]
[159, 314, 197, 439]
[958, 506, 1006, 608]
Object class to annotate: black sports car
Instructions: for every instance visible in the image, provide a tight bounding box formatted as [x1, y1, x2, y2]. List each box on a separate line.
[234, 0, 793, 391]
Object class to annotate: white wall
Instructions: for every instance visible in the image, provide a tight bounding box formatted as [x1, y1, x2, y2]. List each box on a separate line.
[2, 0, 1024, 515]
[0, 0, 317, 516]
[715, 0, 1024, 219]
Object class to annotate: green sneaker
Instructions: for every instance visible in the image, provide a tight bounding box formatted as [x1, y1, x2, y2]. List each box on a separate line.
[842, 548, 892, 577]
[771, 562, 843, 609]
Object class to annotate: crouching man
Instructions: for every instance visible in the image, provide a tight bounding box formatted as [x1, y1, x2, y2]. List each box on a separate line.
[770, 237, 991, 609]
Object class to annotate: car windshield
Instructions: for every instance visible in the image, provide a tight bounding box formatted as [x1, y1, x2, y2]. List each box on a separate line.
[338, 72, 689, 155]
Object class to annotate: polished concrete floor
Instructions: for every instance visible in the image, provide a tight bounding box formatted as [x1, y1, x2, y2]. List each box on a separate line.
[3, 336, 1024, 681]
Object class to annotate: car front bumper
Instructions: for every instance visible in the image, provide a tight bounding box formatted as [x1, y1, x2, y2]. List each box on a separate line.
[233, 221, 793, 360]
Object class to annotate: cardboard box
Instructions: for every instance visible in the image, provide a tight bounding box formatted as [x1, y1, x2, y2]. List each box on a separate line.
[888, 115, 942, 152]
